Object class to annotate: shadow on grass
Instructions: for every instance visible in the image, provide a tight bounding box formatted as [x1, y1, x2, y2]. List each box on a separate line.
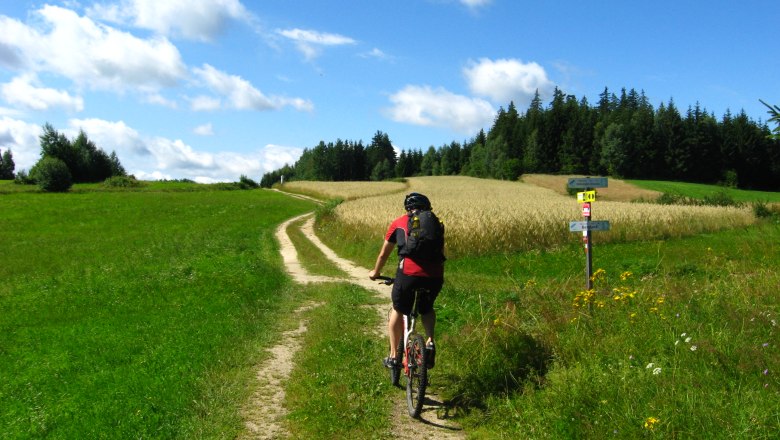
[440, 324, 553, 412]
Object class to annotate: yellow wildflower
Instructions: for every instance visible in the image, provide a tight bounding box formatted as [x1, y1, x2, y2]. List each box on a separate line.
[590, 268, 606, 282]
[644, 416, 659, 430]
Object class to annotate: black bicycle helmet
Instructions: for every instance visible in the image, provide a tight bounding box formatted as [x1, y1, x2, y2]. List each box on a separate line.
[404, 192, 431, 211]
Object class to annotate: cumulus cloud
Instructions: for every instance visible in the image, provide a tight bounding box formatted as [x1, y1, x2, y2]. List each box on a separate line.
[0, 117, 42, 171]
[262, 144, 303, 172]
[277, 28, 356, 61]
[464, 58, 555, 107]
[385, 85, 495, 134]
[0, 5, 187, 93]
[193, 123, 214, 136]
[1, 75, 84, 112]
[68, 118, 151, 156]
[188, 95, 222, 112]
[65, 118, 302, 182]
[143, 93, 178, 108]
[0, 42, 23, 69]
[359, 47, 393, 62]
[88, 0, 251, 41]
[192, 64, 313, 112]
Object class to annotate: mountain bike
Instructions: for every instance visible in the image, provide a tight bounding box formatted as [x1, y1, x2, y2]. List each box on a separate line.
[377, 276, 429, 418]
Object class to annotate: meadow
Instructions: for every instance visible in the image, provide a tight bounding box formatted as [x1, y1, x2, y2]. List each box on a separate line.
[297, 176, 779, 438]
[0, 185, 314, 438]
[3, 176, 778, 439]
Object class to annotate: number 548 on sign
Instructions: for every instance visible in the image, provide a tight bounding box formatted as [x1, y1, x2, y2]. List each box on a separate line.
[577, 190, 596, 203]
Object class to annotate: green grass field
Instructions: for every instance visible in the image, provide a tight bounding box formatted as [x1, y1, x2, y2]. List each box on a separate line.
[627, 179, 780, 203]
[3, 178, 779, 439]
[313, 182, 780, 438]
[0, 188, 314, 438]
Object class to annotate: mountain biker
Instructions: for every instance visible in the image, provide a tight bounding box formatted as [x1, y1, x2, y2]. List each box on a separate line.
[368, 192, 444, 369]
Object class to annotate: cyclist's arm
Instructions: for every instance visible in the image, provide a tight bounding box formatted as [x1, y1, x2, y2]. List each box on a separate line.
[369, 239, 395, 279]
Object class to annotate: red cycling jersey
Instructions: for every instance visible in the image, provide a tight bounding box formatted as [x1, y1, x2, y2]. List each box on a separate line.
[385, 214, 444, 278]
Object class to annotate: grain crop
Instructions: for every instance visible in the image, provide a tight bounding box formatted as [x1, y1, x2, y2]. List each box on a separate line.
[329, 176, 755, 257]
[282, 180, 407, 200]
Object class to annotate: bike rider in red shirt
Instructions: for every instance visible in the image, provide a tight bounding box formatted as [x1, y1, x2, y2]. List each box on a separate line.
[369, 192, 444, 369]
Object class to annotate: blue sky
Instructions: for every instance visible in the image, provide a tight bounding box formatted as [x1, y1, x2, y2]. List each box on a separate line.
[1, 0, 777, 182]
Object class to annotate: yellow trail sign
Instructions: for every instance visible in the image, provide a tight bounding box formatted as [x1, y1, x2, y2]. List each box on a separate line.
[577, 190, 597, 203]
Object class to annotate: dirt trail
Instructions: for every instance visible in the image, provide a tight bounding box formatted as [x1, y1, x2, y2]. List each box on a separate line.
[241, 192, 463, 438]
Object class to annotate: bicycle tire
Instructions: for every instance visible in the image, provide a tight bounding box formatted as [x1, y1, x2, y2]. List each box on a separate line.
[405, 334, 428, 417]
[390, 339, 404, 386]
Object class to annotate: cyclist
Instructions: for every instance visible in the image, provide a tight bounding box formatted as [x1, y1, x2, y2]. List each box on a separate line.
[369, 192, 444, 370]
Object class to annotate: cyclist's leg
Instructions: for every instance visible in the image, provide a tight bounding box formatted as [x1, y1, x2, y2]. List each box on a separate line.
[421, 310, 436, 344]
[388, 270, 414, 359]
[417, 277, 443, 344]
[387, 309, 403, 358]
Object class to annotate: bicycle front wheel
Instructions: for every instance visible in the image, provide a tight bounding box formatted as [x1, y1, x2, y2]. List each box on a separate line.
[405, 334, 428, 418]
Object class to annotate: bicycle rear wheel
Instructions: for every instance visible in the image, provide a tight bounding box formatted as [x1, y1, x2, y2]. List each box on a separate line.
[405, 334, 428, 417]
[389, 339, 404, 386]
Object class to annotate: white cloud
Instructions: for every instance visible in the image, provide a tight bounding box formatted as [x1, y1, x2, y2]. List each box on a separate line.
[0, 117, 43, 171]
[460, 0, 492, 7]
[0, 41, 24, 69]
[68, 118, 151, 156]
[0, 107, 25, 118]
[66, 118, 302, 182]
[150, 137, 215, 170]
[359, 48, 392, 61]
[262, 144, 303, 172]
[1, 75, 84, 112]
[189, 95, 223, 111]
[277, 28, 356, 61]
[385, 85, 495, 134]
[464, 58, 555, 107]
[88, 0, 251, 42]
[194, 123, 214, 136]
[0, 5, 187, 93]
[192, 64, 313, 112]
[144, 93, 178, 108]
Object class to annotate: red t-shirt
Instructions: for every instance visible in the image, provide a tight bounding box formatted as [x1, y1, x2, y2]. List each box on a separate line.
[385, 214, 444, 278]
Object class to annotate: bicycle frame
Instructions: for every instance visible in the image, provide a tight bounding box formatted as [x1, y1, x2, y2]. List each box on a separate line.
[401, 293, 420, 375]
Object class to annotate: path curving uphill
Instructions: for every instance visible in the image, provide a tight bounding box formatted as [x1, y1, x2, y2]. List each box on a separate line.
[241, 189, 463, 438]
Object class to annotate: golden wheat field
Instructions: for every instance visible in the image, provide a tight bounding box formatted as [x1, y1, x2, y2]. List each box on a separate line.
[299, 176, 757, 256]
[282, 180, 407, 200]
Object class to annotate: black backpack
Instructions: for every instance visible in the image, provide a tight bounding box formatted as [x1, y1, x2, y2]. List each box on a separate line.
[399, 209, 445, 262]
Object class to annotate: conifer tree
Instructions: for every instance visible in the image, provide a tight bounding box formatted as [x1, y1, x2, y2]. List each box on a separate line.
[0, 149, 15, 179]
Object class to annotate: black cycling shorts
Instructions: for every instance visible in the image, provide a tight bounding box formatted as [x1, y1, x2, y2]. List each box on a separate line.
[391, 269, 443, 316]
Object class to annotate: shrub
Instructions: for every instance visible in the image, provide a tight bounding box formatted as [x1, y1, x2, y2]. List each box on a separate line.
[30, 157, 72, 192]
[237, 175, 259, 189]
[14, 170, 35, 185]
[103, 175, 145, 188]
[656, 190, 741, 208]
[656, 192, 687, 205]
[752, 201, 780, 219]
[720, 170, 738, 188]
[701, 189, 741, 207]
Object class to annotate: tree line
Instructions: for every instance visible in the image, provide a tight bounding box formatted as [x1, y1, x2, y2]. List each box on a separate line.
[11, 123, 127, 191]
[262, 87, 780, 190]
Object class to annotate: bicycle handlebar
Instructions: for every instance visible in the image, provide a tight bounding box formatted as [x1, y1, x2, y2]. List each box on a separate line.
[375, 275, 395, 285]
